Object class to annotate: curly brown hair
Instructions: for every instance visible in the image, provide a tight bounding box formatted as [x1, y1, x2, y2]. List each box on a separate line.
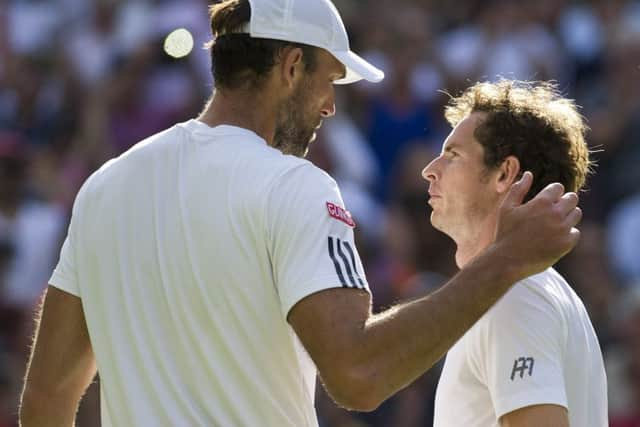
[206, 0, 317, 90]
[445, 80, 593, 202]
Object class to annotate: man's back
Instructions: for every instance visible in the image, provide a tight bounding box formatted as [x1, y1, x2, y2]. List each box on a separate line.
[50, 119, 368, 426]
[434, 268, 608, 427]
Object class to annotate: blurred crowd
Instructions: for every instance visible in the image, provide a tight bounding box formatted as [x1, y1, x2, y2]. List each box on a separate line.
[1, 0, 639, 425]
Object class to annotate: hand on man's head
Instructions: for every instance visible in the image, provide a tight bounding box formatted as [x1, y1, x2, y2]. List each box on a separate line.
[494, 171, 582, 280]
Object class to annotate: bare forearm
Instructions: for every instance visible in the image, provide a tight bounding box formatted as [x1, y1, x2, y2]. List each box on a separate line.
[19, 366, 94, 427]
[19, 390, 78, 427]
[355, 243, 521, 404]
[19, 287, 96, 427]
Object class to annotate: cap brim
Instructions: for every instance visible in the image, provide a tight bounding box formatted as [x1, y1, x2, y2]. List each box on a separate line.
[331, 50, 385, 85]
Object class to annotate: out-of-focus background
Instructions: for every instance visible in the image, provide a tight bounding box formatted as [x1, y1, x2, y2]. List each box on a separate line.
[1, 0, 639, 425]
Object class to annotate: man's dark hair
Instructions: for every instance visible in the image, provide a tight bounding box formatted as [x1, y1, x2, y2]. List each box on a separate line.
[206, 0, 318, 90]
[445, 80, 593, 202]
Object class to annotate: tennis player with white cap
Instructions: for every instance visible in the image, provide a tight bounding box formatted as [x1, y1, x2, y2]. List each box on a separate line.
[233, 0, 384, 84]
[20, 1, 583, 426]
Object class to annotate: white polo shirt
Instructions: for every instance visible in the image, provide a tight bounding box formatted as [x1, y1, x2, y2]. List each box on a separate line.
[434, 268, 607, 427]
[49, 120, 370, 427]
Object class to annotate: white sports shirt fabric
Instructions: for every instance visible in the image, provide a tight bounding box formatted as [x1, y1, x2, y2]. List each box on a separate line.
[49, 120, 370, 427]
[434, 268, 607, 427]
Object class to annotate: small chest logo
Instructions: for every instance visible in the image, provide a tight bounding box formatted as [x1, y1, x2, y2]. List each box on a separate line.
[326, 202, 356, 228]
[511, 357, 535, 380]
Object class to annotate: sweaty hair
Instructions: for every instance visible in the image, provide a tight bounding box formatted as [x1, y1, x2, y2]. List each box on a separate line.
[207, 0, 317, 90]
[445, 80, 593, 202]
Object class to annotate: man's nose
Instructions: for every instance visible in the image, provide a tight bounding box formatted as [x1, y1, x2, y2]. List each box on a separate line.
[422, 159, 438, 182]
[321, 102, 336, 118]
[321, 85, 337, 118]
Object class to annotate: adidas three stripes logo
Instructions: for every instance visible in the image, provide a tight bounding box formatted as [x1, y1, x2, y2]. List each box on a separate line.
[327, 237, 365, 289]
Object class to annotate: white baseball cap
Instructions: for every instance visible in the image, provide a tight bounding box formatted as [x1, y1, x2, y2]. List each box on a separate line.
[234, 0, 385, 85]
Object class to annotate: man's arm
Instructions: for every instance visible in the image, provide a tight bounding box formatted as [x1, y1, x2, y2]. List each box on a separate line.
[500, 404, 569, 427]
[289, 249, 523, 411]
[288, 173, 582, 411]
[19, 286, 96, 427]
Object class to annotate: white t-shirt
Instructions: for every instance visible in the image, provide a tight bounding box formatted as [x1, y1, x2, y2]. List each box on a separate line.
[49, 120, 370, 427]
[434, 268, 607, 427]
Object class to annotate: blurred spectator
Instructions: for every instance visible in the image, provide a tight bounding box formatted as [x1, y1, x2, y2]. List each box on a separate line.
[607, 287, 640, 426]
[63, 1, 120, 86]
[578, 6, 640, 220]
[0, 351, 13, 427]
[607, 193, 640, 288]
[0, 133, 65, 336]
[556, 221, 618, 347]
[363, 5, 441, 201]
[438, 1, 567, 89]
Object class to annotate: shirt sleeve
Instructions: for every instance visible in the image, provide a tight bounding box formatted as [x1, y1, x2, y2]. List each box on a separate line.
[266, 162, 370, 318]
[48, 183, 88, 298]
[466, 280, 568, 419]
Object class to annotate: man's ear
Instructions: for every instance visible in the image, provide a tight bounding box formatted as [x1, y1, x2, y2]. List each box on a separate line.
[279, 47, 304, 89]
[495, 155, 521, 194]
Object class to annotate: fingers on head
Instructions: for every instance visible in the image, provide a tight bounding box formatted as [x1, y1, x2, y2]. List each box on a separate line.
[539, 182, 565, 202]
[505, 171, 534, 207]
[563, 206, 583, 229]
[567, 227, 581, 250]
[518, 171, 533, 190]
[559, 192, 579, 209]
[557, 210, 582, 254]
[554, 193, 580, 222]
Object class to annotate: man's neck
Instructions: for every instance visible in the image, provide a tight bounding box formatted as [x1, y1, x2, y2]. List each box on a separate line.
[454, 215, 498, 269]
[197, 89, 279, 146]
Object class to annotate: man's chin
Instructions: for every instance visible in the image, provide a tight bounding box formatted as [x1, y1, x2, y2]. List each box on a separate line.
[430, 212, 445, 231]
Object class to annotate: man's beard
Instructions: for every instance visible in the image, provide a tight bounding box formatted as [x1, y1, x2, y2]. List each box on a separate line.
[273, 80, 318, 158]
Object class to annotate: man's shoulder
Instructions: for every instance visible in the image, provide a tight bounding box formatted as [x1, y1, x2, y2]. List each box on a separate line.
[97, 123, 184, 174]
[518, 268, 576, 310]
[283, 158, 336, 185]
[453, 270, 572, 364]
[264, 154, 338, 197]
[479, 269, 569, 329]
[73, 124, 185, 203]
[500, 269, 570, 305]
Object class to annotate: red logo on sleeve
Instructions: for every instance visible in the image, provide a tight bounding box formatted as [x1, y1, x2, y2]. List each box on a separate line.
[326, 202, 356, 228]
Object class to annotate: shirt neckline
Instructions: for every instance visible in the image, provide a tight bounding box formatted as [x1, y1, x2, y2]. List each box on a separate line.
[182, 119, 267, 146]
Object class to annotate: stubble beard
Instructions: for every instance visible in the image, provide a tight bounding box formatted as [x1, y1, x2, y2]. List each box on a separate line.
[432, 197, 497, 248]
[273, 80, 317, 158]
